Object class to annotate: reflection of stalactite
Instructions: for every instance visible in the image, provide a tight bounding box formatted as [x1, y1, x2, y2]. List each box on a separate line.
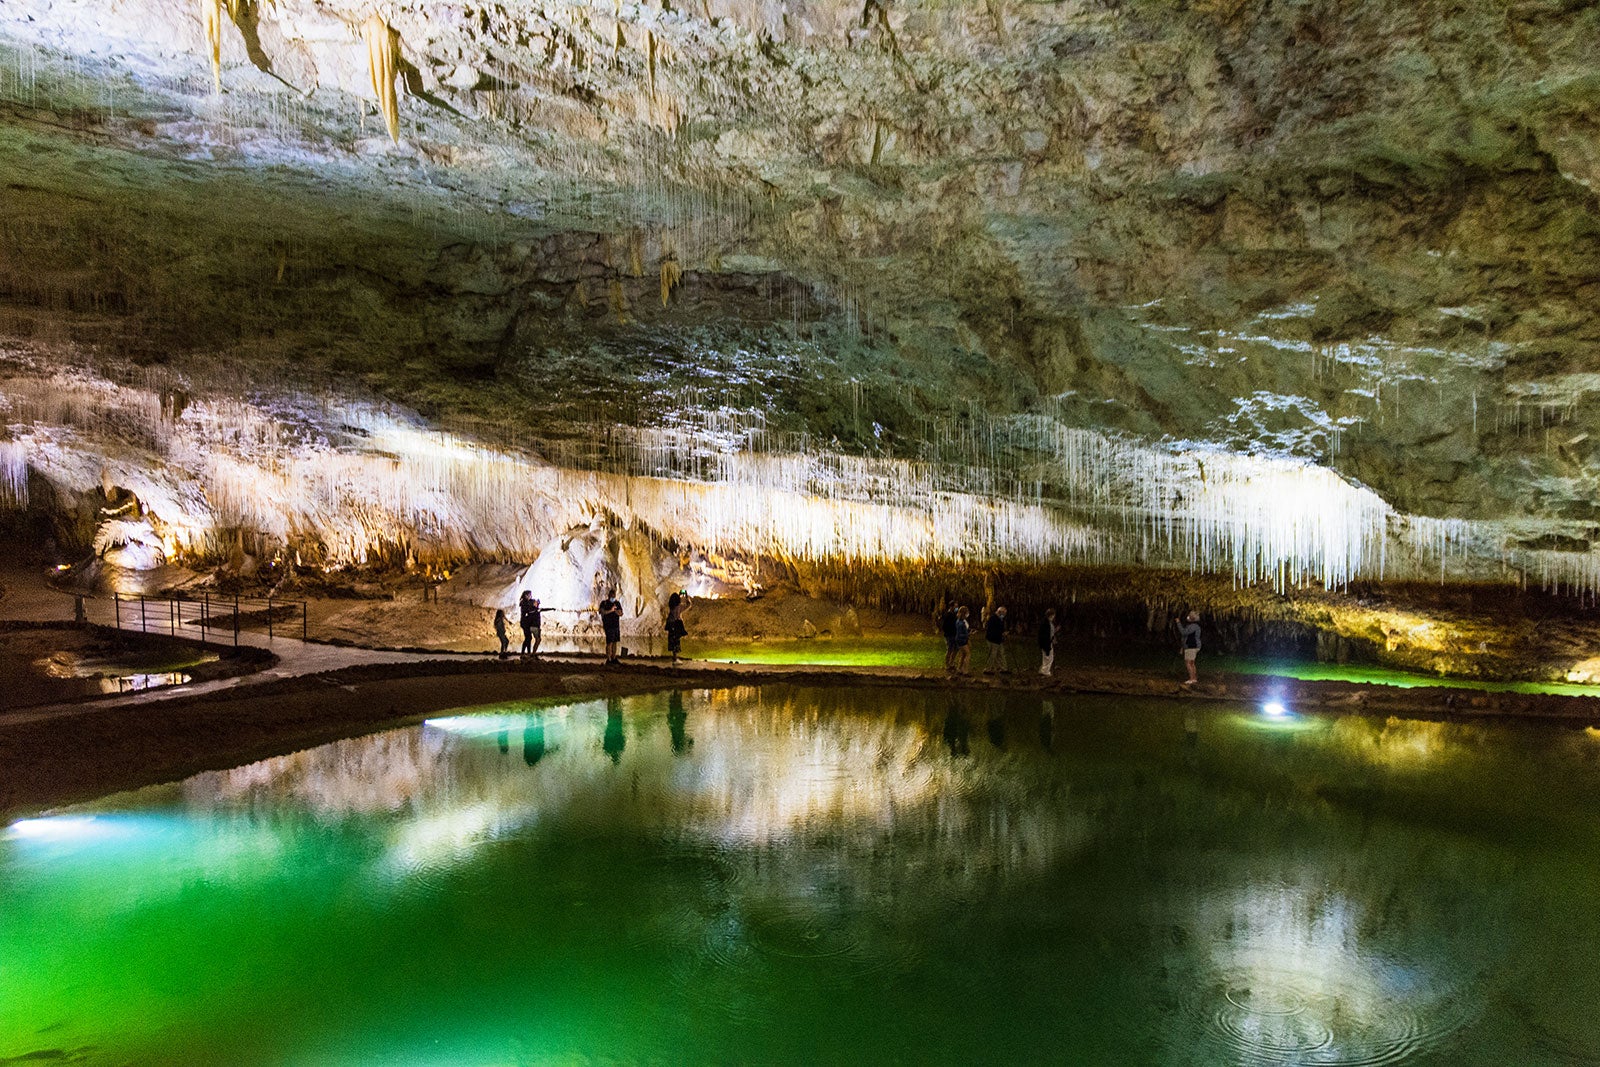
[363, 13, 401, 142]
[200, 0, 224, 92]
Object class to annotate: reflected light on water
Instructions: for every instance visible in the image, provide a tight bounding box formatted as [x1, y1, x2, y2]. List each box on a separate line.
[1195, 883, 1474, 1065]
[5, 815, 120, 842]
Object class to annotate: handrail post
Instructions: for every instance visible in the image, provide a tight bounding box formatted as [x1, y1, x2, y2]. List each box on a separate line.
[139, 596, 146, 633]
[267, 597, 273, 640]
[302, 601, 308, 641]
[233, 594, 240, 647]
[202, 592, 209, 635]
[169, 597, 175, 635]
[114, 593, 120, 630]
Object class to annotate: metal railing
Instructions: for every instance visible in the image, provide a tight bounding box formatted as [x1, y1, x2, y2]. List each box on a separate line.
[111, 592, 308, 647]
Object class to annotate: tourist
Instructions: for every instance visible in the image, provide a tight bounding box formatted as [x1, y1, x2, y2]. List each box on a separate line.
[1178, 610, 1202, 685]
[493, 607, 510, 659]
[666, 591, 689, 664]
[518, 590, 541, 657]
[940, 602, 959, 671]
[1037, 608, 1058, 677]
[600, 590, 623, 664]
[984, 606, 1009, 673]
[953, 606, 972, 674]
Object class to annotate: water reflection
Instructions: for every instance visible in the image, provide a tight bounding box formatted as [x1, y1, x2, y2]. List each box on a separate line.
[522, 712, 546, 767]
[668, 691, 692, 755]
[602, 697, 625, 765]
[5, 689, 1600, 1065]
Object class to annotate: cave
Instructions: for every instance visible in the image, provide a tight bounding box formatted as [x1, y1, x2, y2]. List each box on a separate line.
[4, 0, 1600, 1062]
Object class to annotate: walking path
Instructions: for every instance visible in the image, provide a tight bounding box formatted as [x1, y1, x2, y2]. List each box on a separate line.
[7, 565, 1600, 728]
[0, 569, 482, 721]
[8, 564, 1600, 820]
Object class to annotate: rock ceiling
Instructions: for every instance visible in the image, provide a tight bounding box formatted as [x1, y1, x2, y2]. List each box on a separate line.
[2, 0, 1600, 584]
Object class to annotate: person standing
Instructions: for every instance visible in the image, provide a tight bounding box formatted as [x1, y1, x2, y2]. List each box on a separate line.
[1037, 608, 1058, 677]
[984, 606, 1009, 673]
[518, 590, 542, 657]
[953, 606, 972, 674]
[666, 591, 689, 664]
[1178, 610, 1202, 685]
[600, 591, 623, 664]
[940, 602, 959, 671]
[493, 607, 510, 659]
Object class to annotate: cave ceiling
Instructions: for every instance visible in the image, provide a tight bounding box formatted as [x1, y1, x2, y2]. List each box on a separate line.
[3, 0, 1600, 580]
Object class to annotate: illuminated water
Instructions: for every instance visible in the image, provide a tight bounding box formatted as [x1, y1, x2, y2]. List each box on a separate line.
[685, 636, 1600, 697]
[5, 687, 1600, 1065]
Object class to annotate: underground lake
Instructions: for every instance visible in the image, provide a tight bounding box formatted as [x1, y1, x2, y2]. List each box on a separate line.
[4, 685, 1600, 1065]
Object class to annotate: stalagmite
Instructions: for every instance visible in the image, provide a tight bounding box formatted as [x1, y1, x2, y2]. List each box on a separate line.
[200, 0, 224, 92]
[363, 13, 401, 142]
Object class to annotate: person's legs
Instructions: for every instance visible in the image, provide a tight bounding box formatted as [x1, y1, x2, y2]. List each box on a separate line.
[521, 624, 532, 655]
[1184, 648, 1198, 684]
[957, 646, 969, 674]
[1039, 648, 1053, 676]
[499, 634, 509, 659]
[531, 627, 542, 656]
[998, 644, 1009, 672]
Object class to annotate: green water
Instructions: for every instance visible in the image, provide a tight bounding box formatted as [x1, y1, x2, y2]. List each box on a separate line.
[685, 636, 1600, 697]
[5, 687, 1600, 1064]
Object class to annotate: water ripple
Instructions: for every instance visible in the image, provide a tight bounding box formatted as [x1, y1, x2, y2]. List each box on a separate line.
[1190, 968, 1473, 1066]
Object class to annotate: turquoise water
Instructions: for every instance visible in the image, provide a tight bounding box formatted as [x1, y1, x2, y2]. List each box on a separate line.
[5, 687, 1600, 1064]
[686, 636, 1600, 697]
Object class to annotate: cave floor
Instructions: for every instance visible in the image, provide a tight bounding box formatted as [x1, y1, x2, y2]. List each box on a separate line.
[4, 566, 1600, 820]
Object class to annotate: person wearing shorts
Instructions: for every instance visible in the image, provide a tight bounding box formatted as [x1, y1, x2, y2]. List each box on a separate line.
[1179, 611, 1202, 685]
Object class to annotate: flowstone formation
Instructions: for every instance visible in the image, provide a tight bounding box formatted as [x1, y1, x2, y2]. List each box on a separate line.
[3, 0, 1600, 652]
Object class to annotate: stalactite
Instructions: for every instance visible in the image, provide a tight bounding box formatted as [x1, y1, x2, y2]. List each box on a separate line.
[200, 0, 224, 93]
[647, 30, 658, 101]
[660, 257, 682, 306]
[629, 231, 645, 278]
[7, 364, 1599, 591]
[362, 13, 400, 143]
[0, 441, 27, 507]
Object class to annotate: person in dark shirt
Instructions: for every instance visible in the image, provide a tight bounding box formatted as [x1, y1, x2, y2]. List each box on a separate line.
[666, 591, 689, 664]
[952, 606, 972, 674]
[1037, 608, 1058, 677]
[983, 606, 1009, 673]
[1178, 610, 1202, 685]
[600, 591, 623, 664]
[518, 591, 541, 657]
[940, 603, 959, 671]
[493, 607, 510, 659]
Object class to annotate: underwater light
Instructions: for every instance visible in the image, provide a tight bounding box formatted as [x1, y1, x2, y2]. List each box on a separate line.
[1262, 701, 1289, 719]
[6, 815, 110, 840]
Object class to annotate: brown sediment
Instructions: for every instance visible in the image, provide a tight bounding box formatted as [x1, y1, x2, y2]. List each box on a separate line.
[4, 654, 1600, 822]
